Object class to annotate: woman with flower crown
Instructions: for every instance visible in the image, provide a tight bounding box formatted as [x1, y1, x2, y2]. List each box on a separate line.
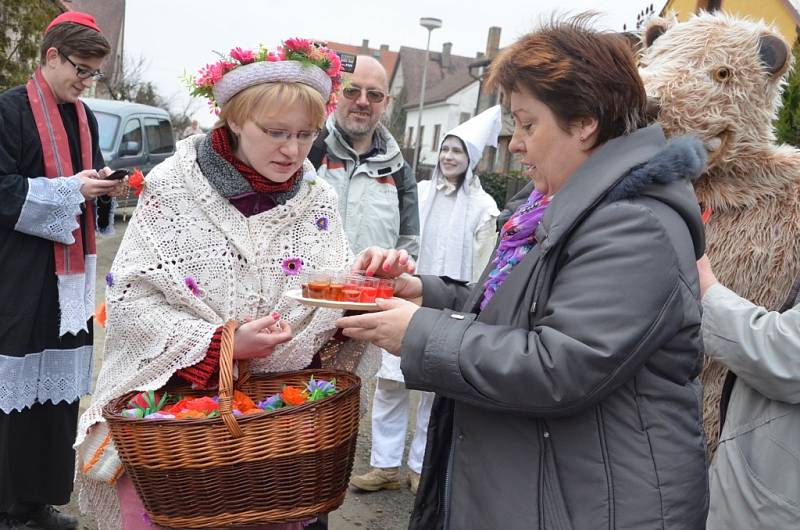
[73, 39, 373, 530]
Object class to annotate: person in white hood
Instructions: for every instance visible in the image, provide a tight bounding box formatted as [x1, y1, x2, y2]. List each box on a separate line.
[350, 106, 500, 495]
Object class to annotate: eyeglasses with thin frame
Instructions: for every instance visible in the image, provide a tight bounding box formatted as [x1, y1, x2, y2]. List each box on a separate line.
[58, 50, 104, 80]
[256, 124, 321, 145]
[341, 85, 386, 104]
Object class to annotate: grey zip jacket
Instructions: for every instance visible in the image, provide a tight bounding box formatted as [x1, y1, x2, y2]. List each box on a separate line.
[401, 125, 709, 529]
[315, 117, 419, 257]
[704, 283, 800, 528]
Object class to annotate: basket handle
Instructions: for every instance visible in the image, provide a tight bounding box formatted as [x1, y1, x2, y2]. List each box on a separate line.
[218, 320, 246, 438]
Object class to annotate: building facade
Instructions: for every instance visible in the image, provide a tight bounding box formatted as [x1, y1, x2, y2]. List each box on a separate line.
[659, 0, 799, 42]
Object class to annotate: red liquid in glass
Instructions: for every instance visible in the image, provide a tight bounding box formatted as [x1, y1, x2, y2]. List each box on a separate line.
[360, 286, 378, 303]
[377, 286, 394, 298]
[328, 283, 345, 301]
[307, 282, 330, 299]
[342, 286, 362, 302]
[301, 284, 310, 298]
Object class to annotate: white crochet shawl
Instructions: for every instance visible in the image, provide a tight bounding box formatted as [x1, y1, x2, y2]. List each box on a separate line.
[75, 138, 376, 529]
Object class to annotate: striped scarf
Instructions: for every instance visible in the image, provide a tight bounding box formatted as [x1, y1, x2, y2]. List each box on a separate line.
[26, 68, 95, 275]
[26, 68, 96, 335]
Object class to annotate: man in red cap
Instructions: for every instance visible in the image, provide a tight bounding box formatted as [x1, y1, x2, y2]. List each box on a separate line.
[0, 12, 124, 530]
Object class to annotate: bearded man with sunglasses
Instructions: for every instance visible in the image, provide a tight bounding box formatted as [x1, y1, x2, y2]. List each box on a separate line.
[0, 12, 122, 530]
[310, 55, 419, 259]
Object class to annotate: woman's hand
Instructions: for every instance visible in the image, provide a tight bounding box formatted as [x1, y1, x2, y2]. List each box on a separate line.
[354, 247, 423, 301]
[233, 314, 293, 360]
[355, 246, 416, 277]
[696, 254, 719, 297]
[391, 273, 424, 302]
[336, 298, 420, 355]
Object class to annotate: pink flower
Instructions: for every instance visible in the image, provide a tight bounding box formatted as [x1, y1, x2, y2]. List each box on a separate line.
[284, 38, 312, 53]
[198, 60, 238, 87]
[267, 48, 285, 62]
[326, 98, 337, 115]
[326, 52, 342, 77]
[281, 257, 303, 276]
[184, 277, 202, 297]
[219, 60, 237, 76]
[230, 47, 255, 64]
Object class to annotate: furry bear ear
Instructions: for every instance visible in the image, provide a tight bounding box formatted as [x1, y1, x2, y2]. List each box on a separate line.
[758, 34, 790, 78]
[642, 16, 674, 48]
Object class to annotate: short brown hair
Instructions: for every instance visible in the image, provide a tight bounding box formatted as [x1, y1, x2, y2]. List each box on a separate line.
[40, 22, 110, 63]
[215, 82, 326, 140]
[487, 14, 647, 146]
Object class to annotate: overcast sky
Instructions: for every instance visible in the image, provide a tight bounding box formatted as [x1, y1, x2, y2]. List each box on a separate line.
[124, 0, 657, 127]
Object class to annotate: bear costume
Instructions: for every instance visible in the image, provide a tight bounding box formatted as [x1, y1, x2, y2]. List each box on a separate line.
[639, 12, 800, 458]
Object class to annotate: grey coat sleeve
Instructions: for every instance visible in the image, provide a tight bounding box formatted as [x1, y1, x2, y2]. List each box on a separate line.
[395, 163, 420, 259]
[702, 283, 800, 404]
[419, 274, 472, 311]
[401, 202, 688, 417]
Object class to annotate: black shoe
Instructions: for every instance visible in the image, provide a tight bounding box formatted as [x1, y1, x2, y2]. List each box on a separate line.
[8, 506, 76, 530]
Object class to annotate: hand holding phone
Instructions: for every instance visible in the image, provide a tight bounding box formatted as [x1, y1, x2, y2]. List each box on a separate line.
[104, 169, 128, 181]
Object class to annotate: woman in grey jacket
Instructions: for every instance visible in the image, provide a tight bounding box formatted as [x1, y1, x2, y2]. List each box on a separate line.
[699, 256, 800, 528]
[338, 16, 709, 529]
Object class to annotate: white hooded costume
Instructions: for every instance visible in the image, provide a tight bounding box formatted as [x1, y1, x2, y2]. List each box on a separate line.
[376, 106, 501, 383]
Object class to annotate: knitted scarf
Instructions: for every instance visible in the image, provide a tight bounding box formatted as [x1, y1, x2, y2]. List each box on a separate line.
[480, 188, 550, 310]
[210, 127, 300, 193]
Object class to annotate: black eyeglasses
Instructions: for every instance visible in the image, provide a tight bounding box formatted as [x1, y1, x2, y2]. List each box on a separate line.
[341, 86, 386, 103]
[58, 50, 104, 80]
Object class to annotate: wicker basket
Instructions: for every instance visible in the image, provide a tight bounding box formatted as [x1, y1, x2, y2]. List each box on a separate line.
[102, 321, 361, 528]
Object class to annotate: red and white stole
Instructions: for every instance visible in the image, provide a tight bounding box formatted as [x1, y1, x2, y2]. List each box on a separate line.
[26, 68, 96, 336]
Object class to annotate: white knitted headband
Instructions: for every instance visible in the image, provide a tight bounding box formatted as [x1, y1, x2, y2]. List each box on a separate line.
[212, 61, 332, 107]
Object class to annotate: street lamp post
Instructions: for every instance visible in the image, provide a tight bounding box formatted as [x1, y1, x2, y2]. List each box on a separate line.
[412, 16, 442, 177]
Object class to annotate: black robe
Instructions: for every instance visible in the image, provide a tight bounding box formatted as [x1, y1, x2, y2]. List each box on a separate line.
[0, 85, 104, 510]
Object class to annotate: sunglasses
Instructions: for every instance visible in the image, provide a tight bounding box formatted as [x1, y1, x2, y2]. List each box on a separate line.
[341, 86, 386, 104]
[58, 50, 104, 80]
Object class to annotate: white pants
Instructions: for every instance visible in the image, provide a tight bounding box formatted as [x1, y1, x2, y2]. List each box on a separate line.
[369, 378, 434, 474]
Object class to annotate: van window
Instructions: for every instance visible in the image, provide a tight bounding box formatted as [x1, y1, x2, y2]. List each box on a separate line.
[93, 111, 119, 151]
[120, 119, 143, 155]
[144, 117, 174, 155]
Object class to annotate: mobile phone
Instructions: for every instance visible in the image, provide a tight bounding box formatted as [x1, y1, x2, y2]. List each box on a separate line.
[105, 169, 128, 181]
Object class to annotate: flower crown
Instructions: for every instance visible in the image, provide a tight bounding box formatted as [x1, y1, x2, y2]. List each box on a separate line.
[186, 38, 343, 115]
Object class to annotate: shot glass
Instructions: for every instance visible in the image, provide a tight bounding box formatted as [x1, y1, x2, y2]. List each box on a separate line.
[306, 270, 331, 300]
[328, 272, 346, 301]
[341, 273, 364, 303]
[360, 277, 379, 303]
[377, 278, 395, 299]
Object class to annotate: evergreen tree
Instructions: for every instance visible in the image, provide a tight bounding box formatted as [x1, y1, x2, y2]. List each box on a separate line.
[0, 0, 61, 91]
[775, 41, 800, 147]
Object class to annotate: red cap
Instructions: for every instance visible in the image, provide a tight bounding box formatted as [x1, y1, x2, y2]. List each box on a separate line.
[45, 12, 101, 34]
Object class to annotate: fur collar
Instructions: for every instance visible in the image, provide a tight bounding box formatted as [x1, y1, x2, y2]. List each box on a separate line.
[607, 135, 706, 202]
